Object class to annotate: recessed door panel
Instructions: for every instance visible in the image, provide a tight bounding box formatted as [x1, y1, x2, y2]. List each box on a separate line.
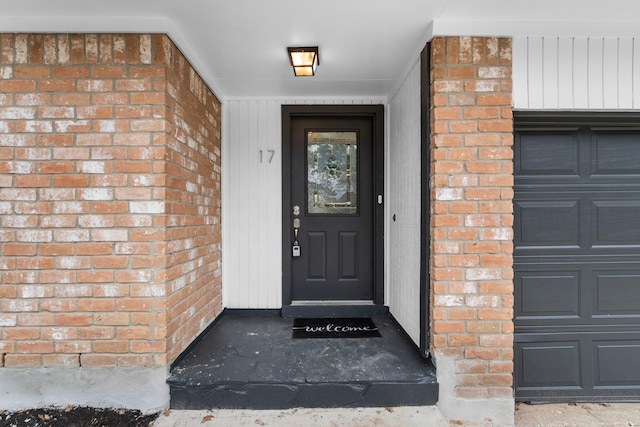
[516, 271, 581, 318]
[516, 340, 582, 388]
[594, 201, 640, 244]
[594, 341, 640, 385]
[595, 272, 640, 315]
[516, 131, 580, 176]
[592, 131, 640, 175]
[339, 232, 358, 280]
[516, 200, 580, 246]
[307, 232, 326, 280]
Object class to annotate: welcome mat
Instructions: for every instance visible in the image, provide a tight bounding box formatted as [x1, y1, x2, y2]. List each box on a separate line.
[292, 318, 381, 339]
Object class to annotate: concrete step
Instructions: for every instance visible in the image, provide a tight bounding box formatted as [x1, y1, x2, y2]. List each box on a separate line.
[167, 310, 438, 410]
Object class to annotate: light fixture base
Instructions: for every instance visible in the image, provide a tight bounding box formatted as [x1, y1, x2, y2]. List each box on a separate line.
[287, 46, 319, 77]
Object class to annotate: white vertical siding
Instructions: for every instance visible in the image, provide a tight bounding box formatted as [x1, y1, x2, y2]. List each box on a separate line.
[387, 61, 421, 345]
[223, 100, 283, 309]
[222, 97, 386, 309]
[513, 37, 640, 110]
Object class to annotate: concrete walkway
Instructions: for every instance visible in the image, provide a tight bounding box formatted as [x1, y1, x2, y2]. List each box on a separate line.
[152, 407, 451, 427]
[515, 402, 640, 426]
[153, 403, 640, 426]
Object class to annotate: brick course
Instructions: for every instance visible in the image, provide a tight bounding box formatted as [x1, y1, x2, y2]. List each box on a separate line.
[430, 37, 514, 399]
[0, 34, 221, 368]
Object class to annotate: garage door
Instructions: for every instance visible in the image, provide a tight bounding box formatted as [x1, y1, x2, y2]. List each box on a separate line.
[514, 113, 640, 402]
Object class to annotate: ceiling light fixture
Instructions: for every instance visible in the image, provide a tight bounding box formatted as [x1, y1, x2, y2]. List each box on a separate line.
[287, 46, 319, 77]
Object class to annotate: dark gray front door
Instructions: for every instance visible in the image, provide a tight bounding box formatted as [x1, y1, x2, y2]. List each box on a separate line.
[281, 105, 384, 314]
[514, 113, 640, 402]
[291, 116, 373, 300]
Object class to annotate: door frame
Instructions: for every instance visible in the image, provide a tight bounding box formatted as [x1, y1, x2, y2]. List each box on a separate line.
[419, 42, 431, 356]
[281, 105, 385, 317]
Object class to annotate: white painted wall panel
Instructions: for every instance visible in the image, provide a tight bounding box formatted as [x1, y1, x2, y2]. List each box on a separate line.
[223, 97, 386, 309]
[573, 38, 590, 108]
[542, 37, 559, 109]
[387, 61, 421, 346]
[634, 40, 640, 104]
[587, 38, 605, 108]
[526, 37, 545, 109]
[619, 39, 634, 109]
[602, 38, 619, 109]
[557, 37, 574, 108]
[513, 37, 640, 110]
[223, 99, 283, 309]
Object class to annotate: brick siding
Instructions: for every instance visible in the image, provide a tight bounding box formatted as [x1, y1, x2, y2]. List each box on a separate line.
[0, 34, 222, 368]
[430, 37, 514, 399]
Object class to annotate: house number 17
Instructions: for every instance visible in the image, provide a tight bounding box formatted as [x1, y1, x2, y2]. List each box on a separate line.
[259, 149, 275, 163]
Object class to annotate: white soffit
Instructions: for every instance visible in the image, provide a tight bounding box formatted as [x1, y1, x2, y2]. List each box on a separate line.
[434, 0, 640, 37]
[1, 0, 640, 98]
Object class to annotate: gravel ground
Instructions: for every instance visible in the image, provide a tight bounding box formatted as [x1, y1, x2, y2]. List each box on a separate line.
[0, 407, 159, 427]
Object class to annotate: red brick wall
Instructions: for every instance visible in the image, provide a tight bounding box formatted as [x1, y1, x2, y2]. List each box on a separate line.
[0, 34, 221, 368]
[430, 37, 514, 399]
[163, 41, 222, 364]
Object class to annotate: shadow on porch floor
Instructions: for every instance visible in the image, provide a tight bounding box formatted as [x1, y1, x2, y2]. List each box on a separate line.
[167, 310, 438, 410]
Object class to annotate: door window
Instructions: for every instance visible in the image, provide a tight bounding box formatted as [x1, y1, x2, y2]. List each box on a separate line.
[307, 131, 358, 215]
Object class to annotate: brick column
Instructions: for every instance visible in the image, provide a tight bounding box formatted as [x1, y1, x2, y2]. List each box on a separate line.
[0, 34, 221, 411]
[430, 37, 514, 424]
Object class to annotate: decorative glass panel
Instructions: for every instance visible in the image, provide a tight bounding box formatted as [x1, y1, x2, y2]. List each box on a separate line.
[307, 131, 358, 214]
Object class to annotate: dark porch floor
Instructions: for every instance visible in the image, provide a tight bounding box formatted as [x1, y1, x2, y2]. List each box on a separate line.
[168, 310, 438, 410]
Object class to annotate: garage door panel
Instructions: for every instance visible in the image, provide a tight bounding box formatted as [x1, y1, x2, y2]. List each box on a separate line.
[516, 271, 581, 319]
[593, 200, 640, 245]
[516, 192, 640, 256]
[516, 263, 640, 328]
[515, 332, 640, 400]
[592, 131, 640, 176]
[516, 131, 580, 177]
[595, 271, 640, 316]
[594, 340, 640, 386]
[515, 338, 583, 389]
[516, 200, 580, 247]
[515, 264, 590, 328]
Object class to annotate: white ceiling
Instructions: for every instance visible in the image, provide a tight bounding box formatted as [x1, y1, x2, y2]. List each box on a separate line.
[2, 0, 640, 99]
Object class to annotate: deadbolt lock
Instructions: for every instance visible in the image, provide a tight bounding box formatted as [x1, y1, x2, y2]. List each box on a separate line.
[292, 217, 301, 258]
